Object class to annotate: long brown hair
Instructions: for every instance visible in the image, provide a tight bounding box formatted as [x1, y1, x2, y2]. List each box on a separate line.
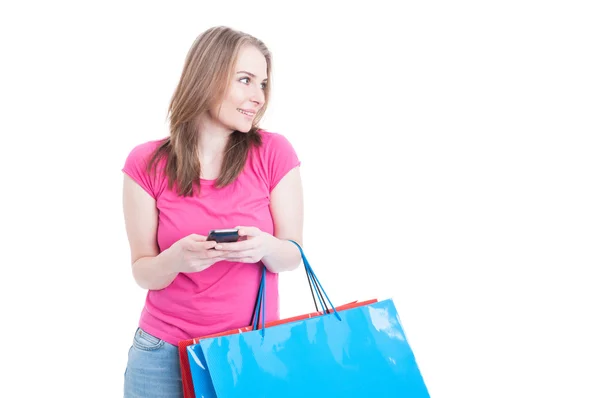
[147, 26, 272, 197]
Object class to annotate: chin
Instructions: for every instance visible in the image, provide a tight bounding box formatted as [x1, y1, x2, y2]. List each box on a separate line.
[235, 124, 253, 133]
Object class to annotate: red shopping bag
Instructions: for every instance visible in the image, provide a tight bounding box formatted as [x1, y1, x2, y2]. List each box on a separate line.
[178, 298, 378, 398]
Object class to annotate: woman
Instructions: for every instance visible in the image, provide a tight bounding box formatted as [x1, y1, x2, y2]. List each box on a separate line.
[122, 26, 303, 397]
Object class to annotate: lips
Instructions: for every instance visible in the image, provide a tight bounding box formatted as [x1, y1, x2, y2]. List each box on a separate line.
[237, 108, 256, 117]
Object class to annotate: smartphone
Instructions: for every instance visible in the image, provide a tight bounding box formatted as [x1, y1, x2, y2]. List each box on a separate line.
[206, 228, 240, 243]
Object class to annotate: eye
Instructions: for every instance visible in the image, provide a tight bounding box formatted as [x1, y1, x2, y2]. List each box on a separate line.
[238, 76, 267, 90]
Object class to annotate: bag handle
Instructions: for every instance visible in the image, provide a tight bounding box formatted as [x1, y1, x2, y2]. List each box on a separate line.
[252, 246, 329, 319]
[251, 267, 267, 331]
[288, 240, 339, 320]
[251, 240, 341, 336]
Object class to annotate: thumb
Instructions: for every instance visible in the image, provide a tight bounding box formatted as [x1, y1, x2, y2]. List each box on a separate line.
[236, 226, 260, 237]
[189, 233, 208, 242]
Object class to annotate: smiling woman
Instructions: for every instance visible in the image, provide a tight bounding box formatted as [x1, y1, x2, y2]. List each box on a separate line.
[121, 26, 304, 397]
[209, 46, 270, 144]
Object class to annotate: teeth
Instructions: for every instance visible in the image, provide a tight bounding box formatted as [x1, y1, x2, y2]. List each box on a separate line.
[237, 108, 254, 116]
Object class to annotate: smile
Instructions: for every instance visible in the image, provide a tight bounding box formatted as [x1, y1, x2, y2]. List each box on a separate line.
[237, 108, 256, 117]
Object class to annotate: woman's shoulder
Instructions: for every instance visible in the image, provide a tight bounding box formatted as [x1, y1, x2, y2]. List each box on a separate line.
[252, 129, 301, 189]
[123, 137, 168, 180]
[126, 138, 167, 161]
[257, 128, 286, 140]
[255, 129, 296, 152]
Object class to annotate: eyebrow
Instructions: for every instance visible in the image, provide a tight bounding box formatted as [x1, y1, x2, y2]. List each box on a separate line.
[236, 71, 268, 82]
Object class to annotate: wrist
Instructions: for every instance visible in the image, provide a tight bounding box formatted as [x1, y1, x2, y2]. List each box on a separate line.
[161, 245, 181, 274]
[263, 233, 281, 259]
[260, 237, 302, 273]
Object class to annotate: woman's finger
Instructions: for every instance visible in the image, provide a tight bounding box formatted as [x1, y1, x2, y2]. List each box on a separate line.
[222, 249, 257, 259]
[235, 226, 261, 237]
[187, 240, 218, 251]
[215, 239, 254, 251]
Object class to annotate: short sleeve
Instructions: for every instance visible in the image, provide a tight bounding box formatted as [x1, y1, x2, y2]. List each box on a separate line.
[122, 141, 163, 199]
[264, 132, 301, 192]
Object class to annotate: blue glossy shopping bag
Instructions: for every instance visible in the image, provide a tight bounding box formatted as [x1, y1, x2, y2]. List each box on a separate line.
[186, 242, 430, 397]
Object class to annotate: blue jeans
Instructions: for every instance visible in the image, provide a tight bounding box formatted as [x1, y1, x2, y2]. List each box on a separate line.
[123, 327, 183, 398]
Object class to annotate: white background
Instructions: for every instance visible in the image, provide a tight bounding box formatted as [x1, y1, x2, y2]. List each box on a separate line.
[1, 1, 598, 397]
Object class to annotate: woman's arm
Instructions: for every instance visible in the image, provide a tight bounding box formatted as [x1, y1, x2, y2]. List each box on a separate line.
[122, 174, 180, 290]
[261, 166, 304, 272]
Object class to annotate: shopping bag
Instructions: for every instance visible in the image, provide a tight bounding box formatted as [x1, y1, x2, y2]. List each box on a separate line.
[185, 297, 379, 398]
[185, 241, 430, 397]
[177, 260, 375, 398]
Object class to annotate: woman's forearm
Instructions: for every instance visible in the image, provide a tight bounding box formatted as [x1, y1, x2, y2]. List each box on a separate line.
[262, 238, 303, 273]
[132, 247, 179, 290]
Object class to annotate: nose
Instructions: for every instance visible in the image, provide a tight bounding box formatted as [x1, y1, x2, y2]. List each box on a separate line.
[250, 86, 265, 108]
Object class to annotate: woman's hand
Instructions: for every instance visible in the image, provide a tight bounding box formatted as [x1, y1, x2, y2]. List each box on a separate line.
[215, 226, 277, 263]
[170, 234, 229, 273]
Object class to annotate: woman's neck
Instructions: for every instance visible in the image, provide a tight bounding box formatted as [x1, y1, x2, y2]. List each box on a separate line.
[194, 113, 233, 178]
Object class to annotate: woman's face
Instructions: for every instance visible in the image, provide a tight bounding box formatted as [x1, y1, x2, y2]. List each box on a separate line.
[211, 45, 267, 133]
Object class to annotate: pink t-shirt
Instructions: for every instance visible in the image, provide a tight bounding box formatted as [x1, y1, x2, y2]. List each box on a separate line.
[122, 129, 301, 346]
